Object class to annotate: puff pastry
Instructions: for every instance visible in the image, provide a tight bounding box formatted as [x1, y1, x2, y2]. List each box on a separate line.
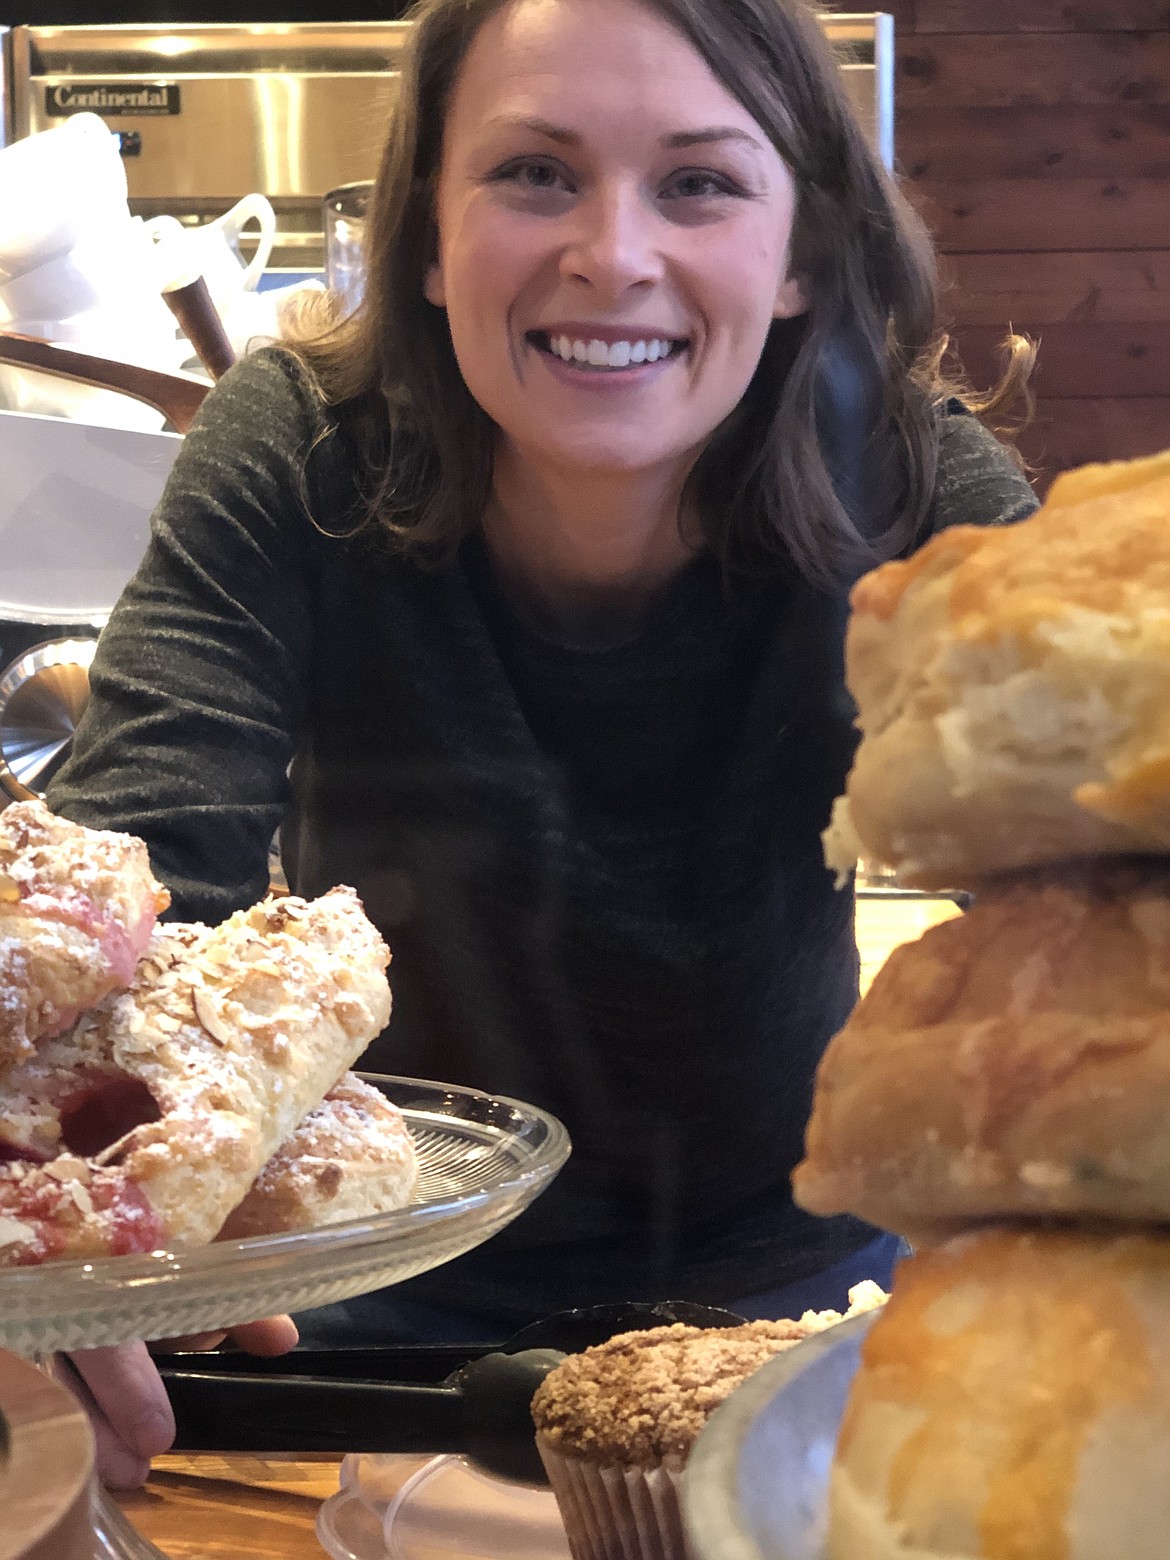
[0, 887, 391, 1266]
[217, 1073, 418, 1240]
[822, 455, 1170, 887]
[0, 800, 168, 1072]
[793, 861, 1170, 1236]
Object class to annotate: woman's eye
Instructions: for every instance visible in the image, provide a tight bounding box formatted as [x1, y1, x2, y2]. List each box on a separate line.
[662, 168, 744, 201]
[493, 158, 573, 195]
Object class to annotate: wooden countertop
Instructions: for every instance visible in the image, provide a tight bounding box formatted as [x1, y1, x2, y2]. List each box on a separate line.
[113, 1453, 376, 1560]
[111, 894, 961, 1558]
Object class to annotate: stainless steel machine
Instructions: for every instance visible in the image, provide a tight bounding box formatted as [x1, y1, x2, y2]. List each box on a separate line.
[0, 15, 893, 271]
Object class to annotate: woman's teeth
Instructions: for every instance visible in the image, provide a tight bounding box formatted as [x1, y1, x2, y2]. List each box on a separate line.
[543, 334, 678, 368]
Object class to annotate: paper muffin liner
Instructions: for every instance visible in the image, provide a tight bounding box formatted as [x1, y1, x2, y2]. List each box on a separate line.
[536, 1432, 691, 1560]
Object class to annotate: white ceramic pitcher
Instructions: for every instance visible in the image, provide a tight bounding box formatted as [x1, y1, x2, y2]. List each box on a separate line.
[146, 193, 277, 315]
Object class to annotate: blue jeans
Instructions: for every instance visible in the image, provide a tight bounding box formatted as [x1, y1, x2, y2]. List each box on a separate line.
[293, 1232, 908, 1349]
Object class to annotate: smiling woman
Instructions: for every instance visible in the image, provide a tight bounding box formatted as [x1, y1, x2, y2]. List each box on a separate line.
[45, 0, 1038, 1487]
[298, 0, 971, 592]
[417, 0, 810, 615]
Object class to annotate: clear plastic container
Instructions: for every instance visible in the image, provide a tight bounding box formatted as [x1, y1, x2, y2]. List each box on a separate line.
[318, 1453, 571, 1560]
[324, 180, 373, 314]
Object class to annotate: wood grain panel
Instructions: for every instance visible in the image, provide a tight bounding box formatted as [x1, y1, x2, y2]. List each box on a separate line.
[897, 104, 1170, 181]
[904, 1, 1170, 32]
[893, 6, 1170, 475]
[114, 1453, 344, 1560]
[952, 322, 1170, 397]
[1018, 397, 1170, 480]
[898, 32, 1170, 108]
[938, 250, 1170, 325]
[910, 178, 1168, 252]
[841, 0, 915, 28]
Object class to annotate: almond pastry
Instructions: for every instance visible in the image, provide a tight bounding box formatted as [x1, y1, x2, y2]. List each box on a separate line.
[217, 1072, 418, 1240]
[0, 887, 391, 1266]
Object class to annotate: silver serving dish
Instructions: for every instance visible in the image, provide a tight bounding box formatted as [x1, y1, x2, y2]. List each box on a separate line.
[684, 1311, 877, 1560]
[0, 633, 96, 799]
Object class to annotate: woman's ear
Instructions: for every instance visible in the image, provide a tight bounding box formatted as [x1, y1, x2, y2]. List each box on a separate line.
[423, 260, 446, 308]
[774, 272, 810, 320]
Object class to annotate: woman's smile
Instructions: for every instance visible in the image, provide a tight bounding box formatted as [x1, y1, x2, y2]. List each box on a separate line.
[528, 327, 688, 377]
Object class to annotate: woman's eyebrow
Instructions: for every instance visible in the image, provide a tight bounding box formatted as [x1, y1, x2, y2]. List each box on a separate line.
[483, 116, 765, 155]
[662, 127, 765, 152]
[485, 115, 578, 144]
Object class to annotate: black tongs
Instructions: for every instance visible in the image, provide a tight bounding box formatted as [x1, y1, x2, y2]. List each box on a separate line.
[156, 1300, 744, 1483]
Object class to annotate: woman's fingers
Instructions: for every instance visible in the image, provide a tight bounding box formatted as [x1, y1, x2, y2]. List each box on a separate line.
[151, 1314, 299, 1356]
[150, 1329, 229, 1352]
[61, 1344, 176, 1489]
[59, 1317, 296, 1488]
[228, 1314, 299, 1355]
[86, 1403, 153, 1491]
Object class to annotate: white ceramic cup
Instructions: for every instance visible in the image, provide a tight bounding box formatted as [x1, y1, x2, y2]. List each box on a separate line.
[0, 114, 129, 280]
[146, 193, 277, 314]
[0, 214, 171, 325]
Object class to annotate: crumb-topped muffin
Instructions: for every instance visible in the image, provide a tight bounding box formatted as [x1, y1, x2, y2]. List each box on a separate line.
[532, 1288, 884, 1560]
[532, 1318, 813, 1467]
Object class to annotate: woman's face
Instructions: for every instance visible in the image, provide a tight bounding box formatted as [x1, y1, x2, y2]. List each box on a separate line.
[425, 0, 807, 486]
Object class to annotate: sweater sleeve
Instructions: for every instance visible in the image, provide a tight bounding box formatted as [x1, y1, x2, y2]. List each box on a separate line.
[929, 407, 1041, 534]
[47, 349, 335, 923]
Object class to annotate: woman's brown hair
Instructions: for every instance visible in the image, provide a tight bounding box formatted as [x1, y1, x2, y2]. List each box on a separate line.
[289, 0, 1028, 586]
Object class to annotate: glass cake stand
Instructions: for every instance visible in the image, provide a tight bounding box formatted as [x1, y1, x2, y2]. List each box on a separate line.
[0, 1074, 570, 1560]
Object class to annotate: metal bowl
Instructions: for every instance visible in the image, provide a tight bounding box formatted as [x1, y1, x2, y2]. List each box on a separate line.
[684, 1311, 877, 1560]
[0, 634, 96, 799]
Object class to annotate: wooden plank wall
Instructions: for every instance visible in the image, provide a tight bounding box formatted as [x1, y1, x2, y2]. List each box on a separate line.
[878, 0, 1169, 491]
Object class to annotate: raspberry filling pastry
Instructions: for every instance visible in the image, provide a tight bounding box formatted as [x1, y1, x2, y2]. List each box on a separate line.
[0, 800, 169, 1071]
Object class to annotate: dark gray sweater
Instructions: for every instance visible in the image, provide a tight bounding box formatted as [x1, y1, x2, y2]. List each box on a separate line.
[49, 349, 1038, 1323]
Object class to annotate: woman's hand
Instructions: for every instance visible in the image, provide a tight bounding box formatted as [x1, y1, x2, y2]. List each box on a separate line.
[64, 1314, 299, 1488]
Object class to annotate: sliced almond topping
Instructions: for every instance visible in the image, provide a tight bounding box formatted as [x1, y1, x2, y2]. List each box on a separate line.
[0, 872, 20, 903]
[43, 1156, 91, 1185]
[0, 1214, 34, 1248]
[249, 959, 286, 979]
[235, 1013, 270, 1031]
[67, 1180, 94, 1216]
[193, 987, 235, 1046]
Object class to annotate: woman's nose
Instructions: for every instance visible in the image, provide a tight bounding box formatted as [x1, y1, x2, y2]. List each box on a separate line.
[560, 186, 663, 295]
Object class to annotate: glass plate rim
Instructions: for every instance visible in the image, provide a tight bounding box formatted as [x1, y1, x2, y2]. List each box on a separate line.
[0, 1071, 570, 1292]
[682, 1310, 875, 1560]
